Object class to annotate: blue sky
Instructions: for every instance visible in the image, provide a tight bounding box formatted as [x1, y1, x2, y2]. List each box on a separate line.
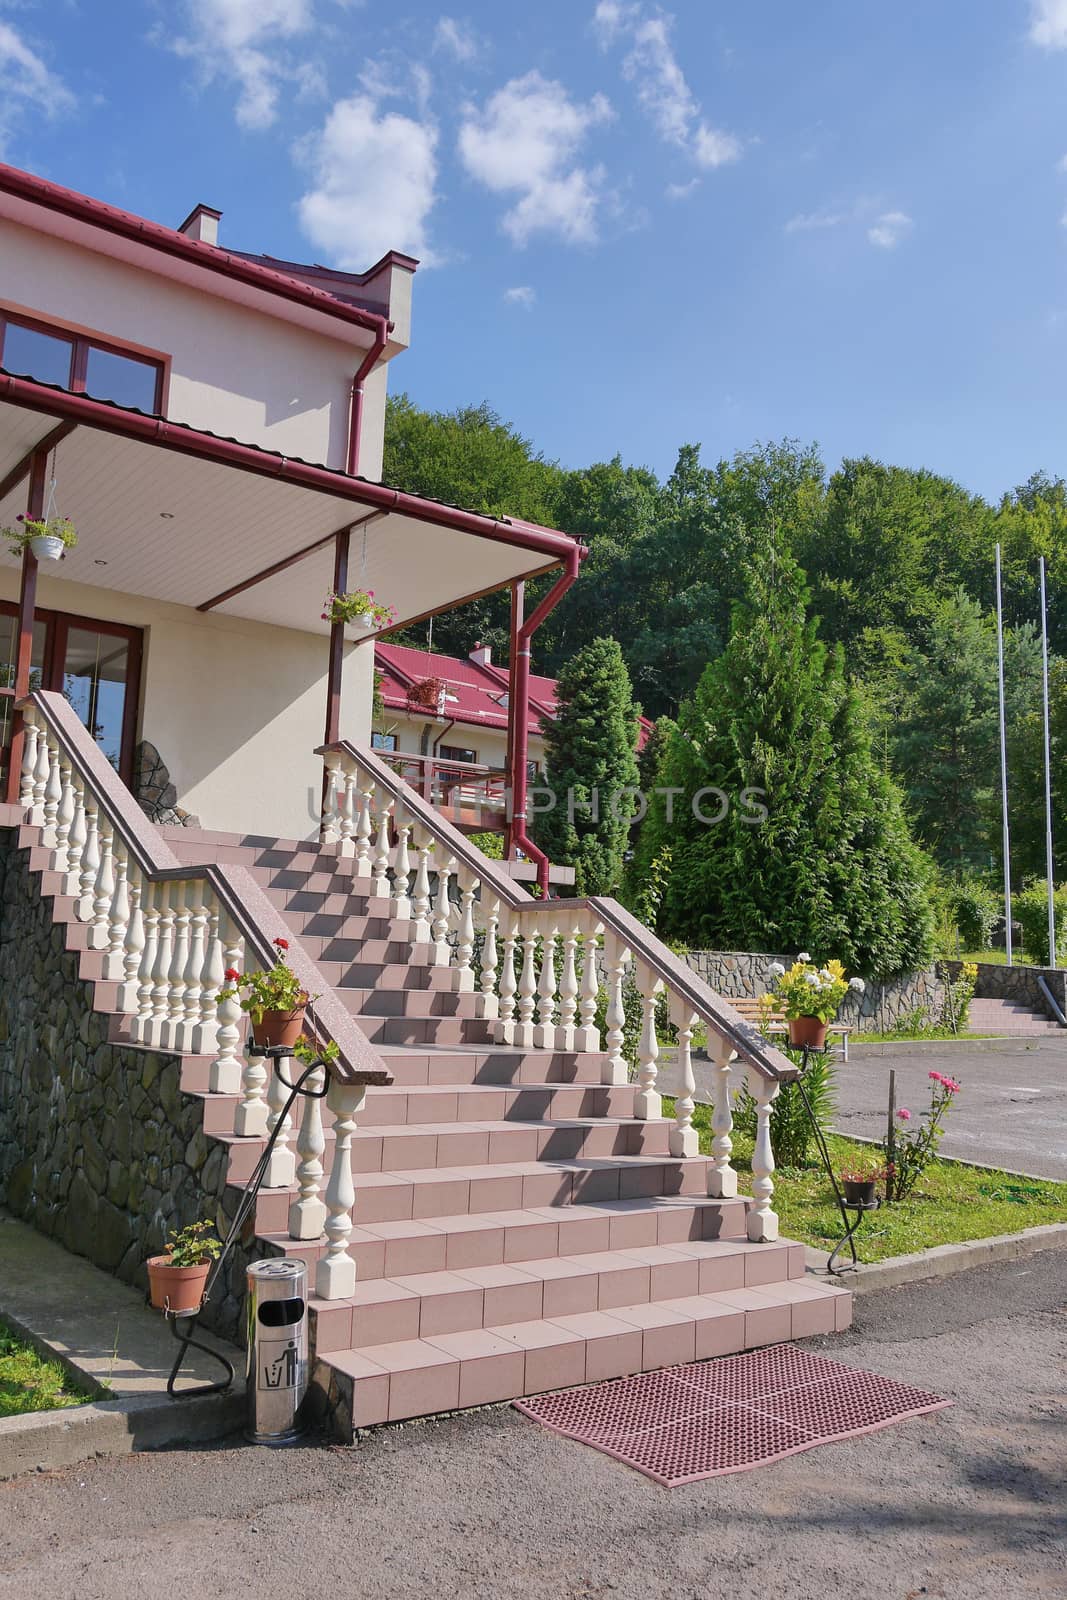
[3, 1, 1067, 501]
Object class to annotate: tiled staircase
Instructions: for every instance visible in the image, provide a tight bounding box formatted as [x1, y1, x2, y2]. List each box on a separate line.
[967, 997, 1064, 1036]
[162, 826, 851, 1431]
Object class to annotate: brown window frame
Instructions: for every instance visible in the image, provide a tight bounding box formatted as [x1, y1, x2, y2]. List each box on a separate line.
[439, 743, 479, 767]
[0, 305, 168, 415]
[0, 601, 143, 787]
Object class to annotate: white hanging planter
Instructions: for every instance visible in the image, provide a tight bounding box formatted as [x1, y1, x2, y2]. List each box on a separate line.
[343, 612, 376, 638]
[29, 535, 65, 562]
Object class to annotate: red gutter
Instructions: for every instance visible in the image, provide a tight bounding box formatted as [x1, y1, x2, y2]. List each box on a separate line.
[508, 545, 584, 896]
[347, 318, 389, 475]
[0, 374, 579, 564]
[0, 162, 386, 341]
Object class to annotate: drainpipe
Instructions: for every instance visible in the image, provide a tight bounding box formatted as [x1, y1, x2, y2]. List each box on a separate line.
[507, 544, 584, 897]
[346, 315, 389, 476]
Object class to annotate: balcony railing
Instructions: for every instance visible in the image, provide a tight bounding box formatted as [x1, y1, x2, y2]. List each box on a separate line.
[374, 749, 509, 831]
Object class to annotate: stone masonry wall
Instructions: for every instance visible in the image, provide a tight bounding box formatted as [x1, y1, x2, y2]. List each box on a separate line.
[944, 958, 1066, 1020]
[0, 831, 250, 1338]
[682, 949, 947, 1034]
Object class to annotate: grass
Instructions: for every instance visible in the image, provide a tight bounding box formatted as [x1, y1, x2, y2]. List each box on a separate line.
[857, 1028, 997, 1043]
[0, 1318, 91, 1418]
[675, 1101, 1067, 1264]
[952, 948, 1040, 967]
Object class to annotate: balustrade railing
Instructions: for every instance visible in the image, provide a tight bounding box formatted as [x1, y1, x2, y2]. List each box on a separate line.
[16, 692, 392, 1301]
[319, 739, 796, 1242]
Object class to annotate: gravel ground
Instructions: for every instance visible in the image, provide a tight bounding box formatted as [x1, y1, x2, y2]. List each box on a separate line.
[833, 1039, 1067, 1180]
[1, 1253, 1064, 1600]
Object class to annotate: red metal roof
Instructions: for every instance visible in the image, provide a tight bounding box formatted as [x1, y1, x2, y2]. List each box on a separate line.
[375, 642, 652, 747]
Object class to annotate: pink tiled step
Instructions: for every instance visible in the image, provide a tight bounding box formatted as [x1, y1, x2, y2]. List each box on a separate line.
[320, 1277, 853, 1428]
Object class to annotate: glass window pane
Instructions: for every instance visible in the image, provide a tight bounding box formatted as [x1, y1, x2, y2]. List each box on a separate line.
[2, 322, 73, 388]
[62, 625, 129, 772]
[84, 347, 158, 412]
[371, 732, 397, 751]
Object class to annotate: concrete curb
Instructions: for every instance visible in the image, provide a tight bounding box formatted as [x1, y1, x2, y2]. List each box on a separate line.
[0, 1385, 245, 1481]
[806, 1221, 1067, 1294]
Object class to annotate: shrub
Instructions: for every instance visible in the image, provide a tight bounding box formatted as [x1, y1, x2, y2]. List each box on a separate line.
[734, 1048, 836, 1170]
[1013, 880, 1067, 967]
[947, 879, 1000, 952]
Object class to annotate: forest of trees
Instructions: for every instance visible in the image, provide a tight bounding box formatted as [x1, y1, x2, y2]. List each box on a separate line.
[383, 393, 1067, 969]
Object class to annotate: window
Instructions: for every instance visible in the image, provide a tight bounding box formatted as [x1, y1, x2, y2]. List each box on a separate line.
[439, 744, 478, 766]
[0, 311, 165, 414]
[371, 731, 397, 752]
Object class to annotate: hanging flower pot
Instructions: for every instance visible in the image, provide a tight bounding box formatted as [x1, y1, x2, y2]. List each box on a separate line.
[787, 1014, 829, 1050]
[1, 514, 77, 562]
[321, 588, 396, 635]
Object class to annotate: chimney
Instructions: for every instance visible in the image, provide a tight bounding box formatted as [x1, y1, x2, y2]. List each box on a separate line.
[177, 204, 222, 246]
[469, 642, 491, 667]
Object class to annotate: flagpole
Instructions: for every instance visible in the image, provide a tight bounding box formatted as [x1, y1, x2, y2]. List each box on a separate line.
[995, 544, 1013, 965]
[1040, 557, 1056, 968]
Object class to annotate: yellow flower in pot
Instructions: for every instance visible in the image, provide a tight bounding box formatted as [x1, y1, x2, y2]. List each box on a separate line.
[767, 955, 864, 1050]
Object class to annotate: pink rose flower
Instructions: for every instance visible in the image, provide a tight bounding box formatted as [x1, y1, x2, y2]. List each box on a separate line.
[896, 1107, 911, 1121]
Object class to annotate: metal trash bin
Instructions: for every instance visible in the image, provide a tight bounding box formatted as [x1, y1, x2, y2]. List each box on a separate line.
[245, 1259, 309, 1444]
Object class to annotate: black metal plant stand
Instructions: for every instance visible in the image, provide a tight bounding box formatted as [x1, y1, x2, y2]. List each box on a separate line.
[791, 1043, 876, 1276]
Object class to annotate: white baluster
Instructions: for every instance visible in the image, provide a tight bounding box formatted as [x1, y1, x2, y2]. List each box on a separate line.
[165, 878, 190, 1049]
[31, 730, 49, 827]
[103, 846, 130, 981]
[633, 963, 663, 1119]
[514, 928, 537, 1047]
[431, 852, 454, 967]
[210, 917, 245, 1095]
[745, 1066, 780, 1241]
[52, 755, 75, 874]
[369, 787, 393, 899]
[195, 903, 225, 1057]
[337, 769, 356, 857]
[77, 800, 100, 922]
[133, 880, 160, 1042]
[41, 740, 61, 848]
[495, 914, 518, 1044]
[315, 1081, 366, 1299]
[320, 755, 343, 845]
[262, 1058, 297, 1187]
[391, 812, 412, 922]
[150, 880, 175, 1046]
[707, 1038, 739, 1198]
[669, 999, 700, 1157]
[62, 785, 86, 900]
[476, 896, 500, 1020]
[602, 936, 631, 1086]
[118, 868, 144, 1013]
[353, 777, 374, 878]
[555, 919, 579, 1051]
[410, 829, 433, 944]
[452, 869, 478, 992]
[180, 885, 206, 1053]
[88, 822, 115, 952]
[289, 1060, 327, 1240]
[576, 925, 601, 1052]
[534, 924, 559, 1048]
[19, 718, 39, 811]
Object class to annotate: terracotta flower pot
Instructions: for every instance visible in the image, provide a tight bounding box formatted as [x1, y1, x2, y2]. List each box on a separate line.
[787, 1014, 829, 1050]
[250, 998, 308, 1050]
[29, 534, 64, 561]
[842, 1178, 877, 1207]
[147, 1256, 211, 1315]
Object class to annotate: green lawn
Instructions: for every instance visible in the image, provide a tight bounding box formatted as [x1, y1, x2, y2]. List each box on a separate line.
[677, 1102, 1067, 1264]
[0, 1319, 91, 1418]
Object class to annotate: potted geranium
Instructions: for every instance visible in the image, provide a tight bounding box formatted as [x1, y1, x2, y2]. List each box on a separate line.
[837, 1161, 883, 1207]
[767, 953, 864, 1050]
[217, 936, 312, 1049]
[147, 1220, 222, 1315]
[322, 589, 396, 636]
[2, 513, 78, 562]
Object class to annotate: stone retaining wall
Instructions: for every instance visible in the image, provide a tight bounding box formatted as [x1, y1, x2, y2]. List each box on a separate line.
[944, 959, 1066, 1021]
[682, 949, 947, 1034]
[0, 831, 250, 1338]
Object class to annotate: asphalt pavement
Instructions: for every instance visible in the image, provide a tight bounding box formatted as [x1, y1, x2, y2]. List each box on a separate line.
[1, 1251, 1064, 1600]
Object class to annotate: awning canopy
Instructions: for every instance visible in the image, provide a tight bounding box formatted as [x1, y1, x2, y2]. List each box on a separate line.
[0, 374, 579, 635]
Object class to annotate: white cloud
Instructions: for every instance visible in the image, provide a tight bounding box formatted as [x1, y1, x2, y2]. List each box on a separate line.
[171, 0, 315, 130]
[296, 94, 439, 267]
[867, 209, 913, 249]
[458, 71, 613, 246]
[1058, 152, 1067, 171]
[0, 21, 75, 153]
[503, 285, 536, 308]
[1029, 0, 1067, 47]
[784, 210, 846, 233]
[665, 177, 700, 201]
[433, 16, 482, 63]
[594, 3, 741, 172]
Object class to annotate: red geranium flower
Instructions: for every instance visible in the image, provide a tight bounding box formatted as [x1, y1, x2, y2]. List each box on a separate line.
[224, 966, 240, 980]
[273, 937, 289, 951]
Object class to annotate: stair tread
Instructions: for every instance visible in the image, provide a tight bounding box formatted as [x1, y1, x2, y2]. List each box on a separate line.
[239, 1152, 709, 1190]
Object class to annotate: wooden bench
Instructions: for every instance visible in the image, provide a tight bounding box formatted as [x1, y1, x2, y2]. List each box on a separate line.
[730, 996, 851, 1062]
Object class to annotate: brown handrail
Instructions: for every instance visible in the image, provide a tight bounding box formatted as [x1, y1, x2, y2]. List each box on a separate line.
[24, 691, 392, 1088]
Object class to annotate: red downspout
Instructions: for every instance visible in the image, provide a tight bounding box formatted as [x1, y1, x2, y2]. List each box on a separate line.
[346, 316, 389, 476]
[508, 544, 584, 896]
